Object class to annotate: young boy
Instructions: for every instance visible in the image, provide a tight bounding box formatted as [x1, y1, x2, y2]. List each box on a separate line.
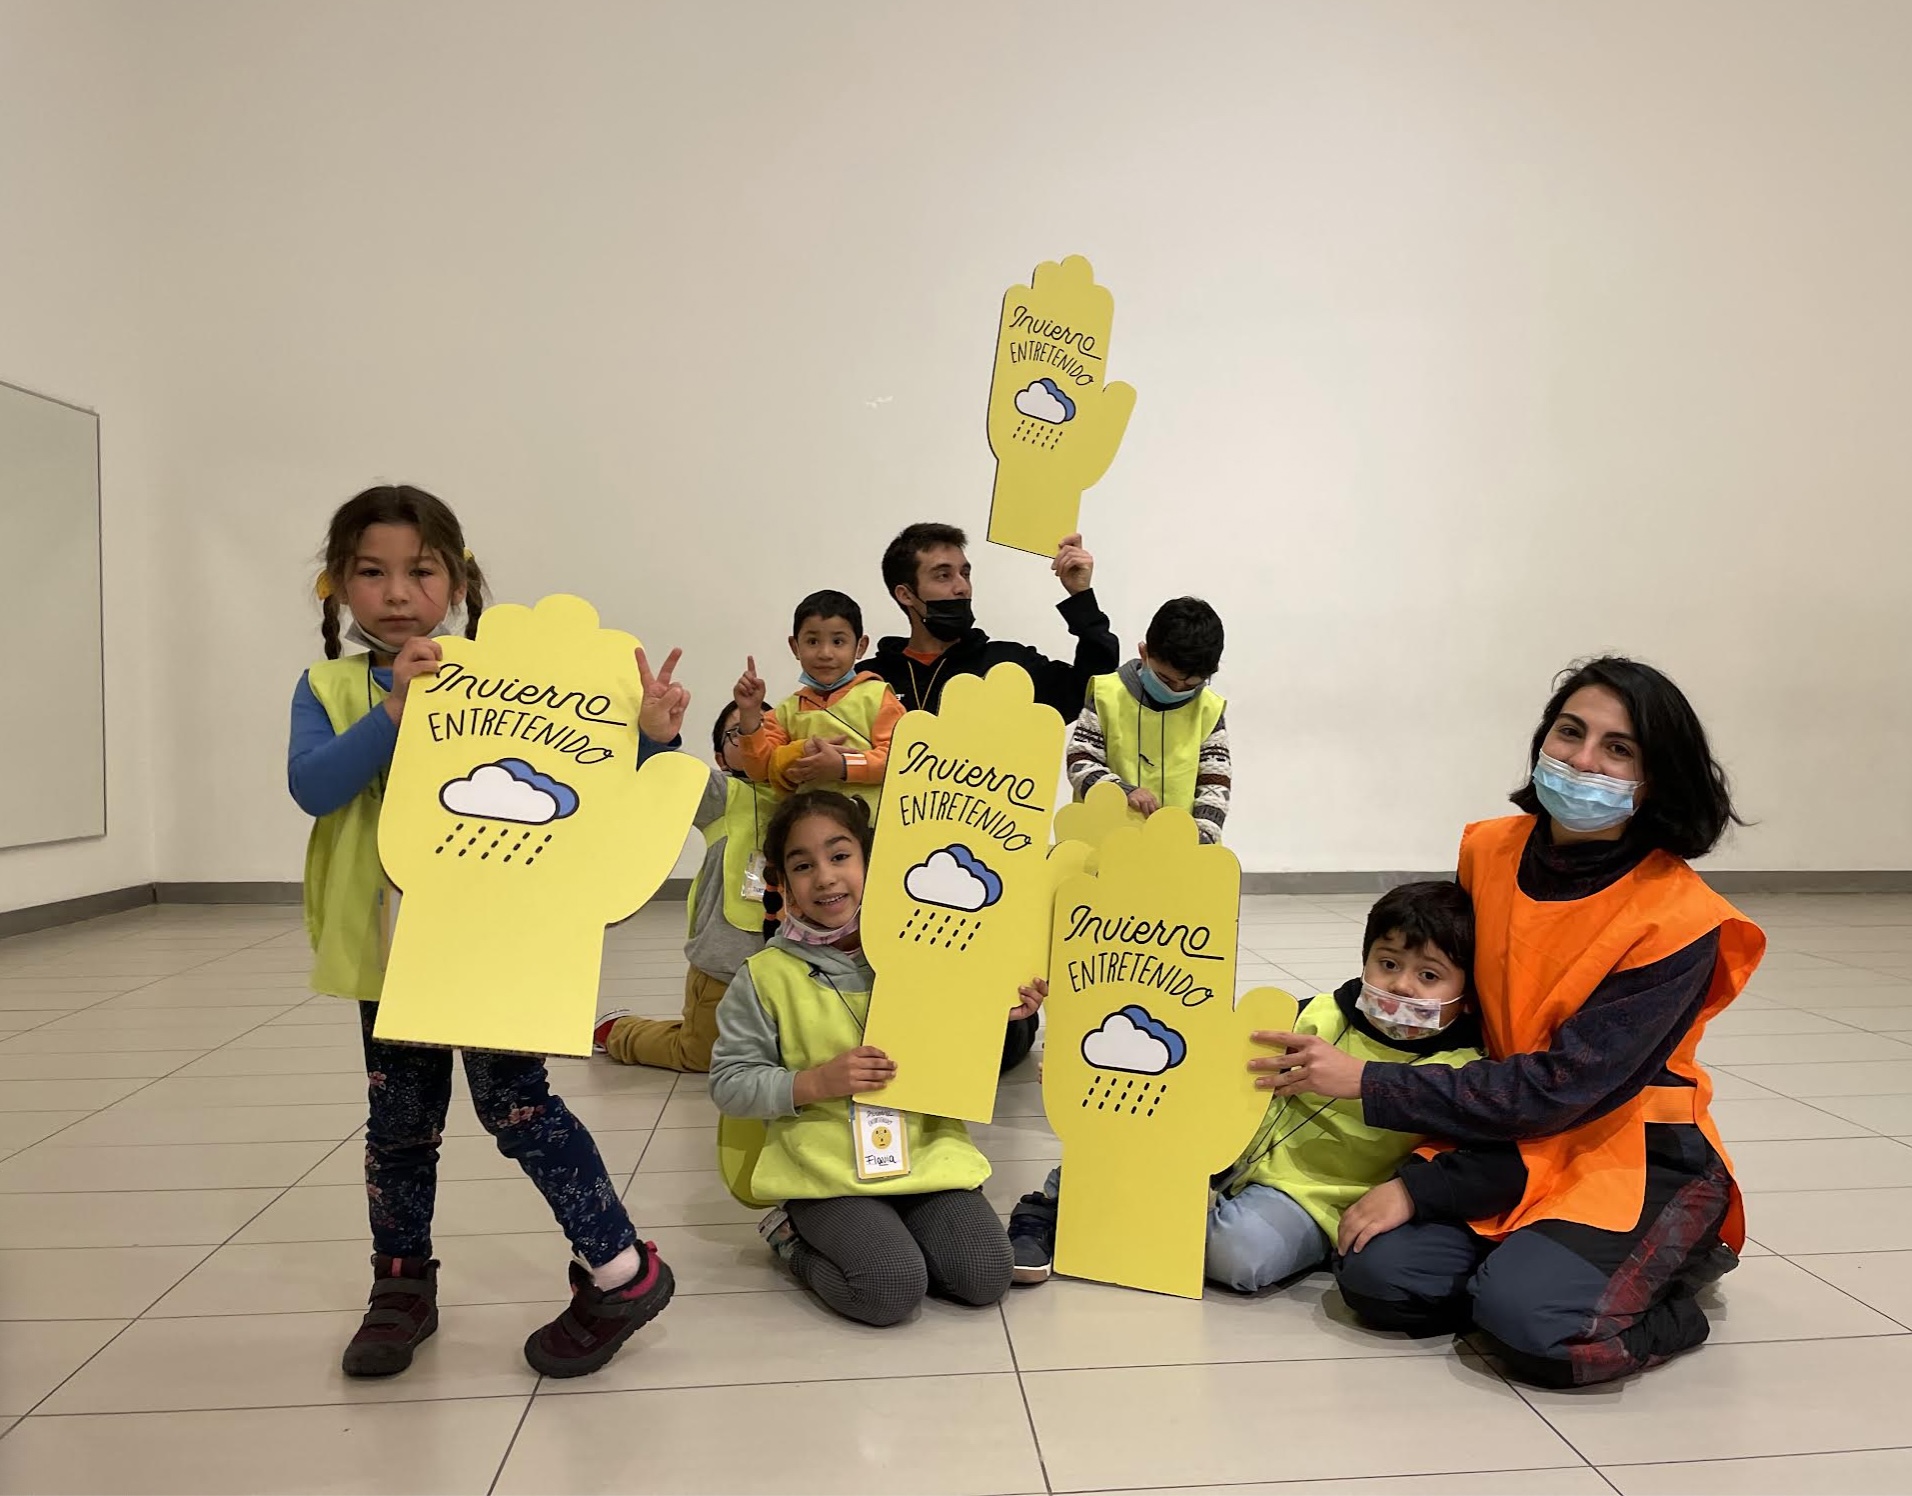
[1009, 881, 1526, 1290]
[729, 589, 904, 819]
[594, 703, 777, 1072]
[1067, 596, 1231, 843]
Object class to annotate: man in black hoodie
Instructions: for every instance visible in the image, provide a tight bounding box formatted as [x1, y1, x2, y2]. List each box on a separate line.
[860, 522, 1119, 718]
[859, 521, 1120, 1074]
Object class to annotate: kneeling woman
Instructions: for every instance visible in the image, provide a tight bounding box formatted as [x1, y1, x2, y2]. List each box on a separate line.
[710, 791, 1034, 1327]
[1263, 657, 1763, 1386]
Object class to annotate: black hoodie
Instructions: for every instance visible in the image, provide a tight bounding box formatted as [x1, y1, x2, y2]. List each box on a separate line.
[860, 589, 1120, 719]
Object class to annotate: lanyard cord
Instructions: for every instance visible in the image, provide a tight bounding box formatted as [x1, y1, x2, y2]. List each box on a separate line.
[1220, 1019, 1353, 1194]
[815, 965, 870, 1034]
[904, 653, 950, 715]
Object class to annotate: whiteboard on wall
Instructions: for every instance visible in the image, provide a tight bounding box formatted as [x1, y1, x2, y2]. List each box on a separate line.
[0, 380, 105, 849]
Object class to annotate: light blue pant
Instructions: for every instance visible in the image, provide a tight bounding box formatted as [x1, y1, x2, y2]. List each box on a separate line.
[1038, 1169, 1329, 1293]
[1206, 1185, 1331, 1292]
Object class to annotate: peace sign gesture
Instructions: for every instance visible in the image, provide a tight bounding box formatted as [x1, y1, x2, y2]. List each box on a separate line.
[635, 645, 690, 743]
[733, 655, 768, 734]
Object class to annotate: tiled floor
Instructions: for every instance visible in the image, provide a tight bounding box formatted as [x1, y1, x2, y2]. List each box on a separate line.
[2, 894, 1912, 1493]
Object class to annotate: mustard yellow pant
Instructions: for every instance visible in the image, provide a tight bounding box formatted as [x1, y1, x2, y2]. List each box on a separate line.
[602, 966, 727, 1073]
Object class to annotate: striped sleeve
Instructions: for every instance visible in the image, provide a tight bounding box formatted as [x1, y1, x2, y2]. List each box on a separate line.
[1066, 702, 1128, 797]
[1191, 709, 1231, 844]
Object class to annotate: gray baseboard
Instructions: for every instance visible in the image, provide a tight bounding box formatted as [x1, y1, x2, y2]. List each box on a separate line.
[153, 881, 304, 904]
[6, 870, 1911, 942]
[1241, 871, 1446, 895]
[0, 884, 154, 940]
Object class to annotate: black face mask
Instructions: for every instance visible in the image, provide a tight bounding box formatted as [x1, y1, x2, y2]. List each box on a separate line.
[919, 596, 975, 643]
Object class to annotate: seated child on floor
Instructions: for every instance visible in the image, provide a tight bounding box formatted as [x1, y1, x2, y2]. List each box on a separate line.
[709, 790, 1044, 1327]
[1010, 880, 1526, 1290]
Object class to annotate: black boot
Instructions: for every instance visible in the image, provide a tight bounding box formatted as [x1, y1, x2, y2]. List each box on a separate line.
[342, 1254, 439, 1377]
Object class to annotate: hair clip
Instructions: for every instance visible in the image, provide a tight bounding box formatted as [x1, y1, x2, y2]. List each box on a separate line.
[314, 570, 334, 601]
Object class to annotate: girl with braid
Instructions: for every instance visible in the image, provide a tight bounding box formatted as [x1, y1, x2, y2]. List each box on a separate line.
[289, 484, 681, 1380]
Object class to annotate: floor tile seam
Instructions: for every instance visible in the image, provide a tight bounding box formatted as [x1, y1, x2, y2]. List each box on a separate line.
[13, 1391, 540, 1421]
[1593, 1440, 1912, 1472]
[1782, 1256, 1912, 1334]
[1000, 1299, 1057, 1496]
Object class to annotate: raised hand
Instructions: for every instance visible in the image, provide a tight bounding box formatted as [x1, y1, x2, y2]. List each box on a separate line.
[733, 655, 767, 734]
[1052, 533, 1095, 596]
[635, 645, 690, 743]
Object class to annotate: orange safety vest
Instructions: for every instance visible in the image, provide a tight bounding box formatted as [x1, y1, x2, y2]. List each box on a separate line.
[1457, 814, 1765, 1251]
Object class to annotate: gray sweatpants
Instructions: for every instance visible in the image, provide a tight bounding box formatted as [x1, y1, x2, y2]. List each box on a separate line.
[784, 1188, 1013, 1327]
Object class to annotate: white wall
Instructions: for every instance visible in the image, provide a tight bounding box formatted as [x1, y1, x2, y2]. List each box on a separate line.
[0, 1, 164, 910]
[10, 0, 1912, 908]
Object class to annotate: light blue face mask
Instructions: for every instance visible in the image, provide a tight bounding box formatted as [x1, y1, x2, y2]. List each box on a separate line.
[799, 668, 857, 694]
[1139, 663, 1201, 707]
[1531, 751, 1639, 833]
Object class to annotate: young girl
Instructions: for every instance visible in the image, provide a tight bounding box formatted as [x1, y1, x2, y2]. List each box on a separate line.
[708, 791, 1034, 1327]
[289, 483, 681, 1380]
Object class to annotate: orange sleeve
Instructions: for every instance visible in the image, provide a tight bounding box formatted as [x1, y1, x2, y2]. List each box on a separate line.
[840, 686, 905, 784]
[731, 699, 793, 781]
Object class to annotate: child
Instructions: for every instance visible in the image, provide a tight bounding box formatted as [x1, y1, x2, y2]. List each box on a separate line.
[1008, 881, 1525, 1290]
[1067, 596, 1232, 843]
[289, 483, 680, 1379]
[709, 791, 1040, 1327]
[728, 590, 904, 818]
[594, 702, 775, 1072]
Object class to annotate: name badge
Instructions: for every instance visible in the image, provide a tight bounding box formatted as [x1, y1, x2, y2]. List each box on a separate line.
[740, 851, 768, 904]
[852, 1102, 911, 1181]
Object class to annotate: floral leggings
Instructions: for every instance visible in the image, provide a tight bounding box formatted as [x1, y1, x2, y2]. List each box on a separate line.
[357, 1002, 636, 1266]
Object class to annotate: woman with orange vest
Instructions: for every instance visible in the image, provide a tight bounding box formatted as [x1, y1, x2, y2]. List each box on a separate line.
[1257, 657, 1764, 1387]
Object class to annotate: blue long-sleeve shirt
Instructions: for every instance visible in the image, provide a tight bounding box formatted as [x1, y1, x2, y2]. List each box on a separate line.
[287, 666, 679, 817]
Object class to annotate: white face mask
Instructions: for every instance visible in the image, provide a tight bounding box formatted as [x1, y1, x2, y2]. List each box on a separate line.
[1356, 980, 1453, 1042]
[344, 616, 453, 657]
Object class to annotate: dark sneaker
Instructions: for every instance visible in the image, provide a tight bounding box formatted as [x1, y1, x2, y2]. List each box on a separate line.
[341, 1254, 439, 1377]
[523, 1243, 675, 1379]
[1008, 1190, 1057, 1285]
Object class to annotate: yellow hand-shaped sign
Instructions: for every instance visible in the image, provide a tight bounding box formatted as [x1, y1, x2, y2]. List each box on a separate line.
[858, 665, 1066, 1122]
[986, 255, 1138, 557]
[1044, 809, 1299, 1297]
[375, 595, 706, 1056]
[1051, 779, 1145, 872]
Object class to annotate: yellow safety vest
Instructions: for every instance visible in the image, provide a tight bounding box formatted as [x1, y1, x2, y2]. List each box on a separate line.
[1089, 674, 1225, 814]
[300, 656, 395, 1002]
[1224, 997, 1478, 1236]
[691, 777, 781, 935]
[776, 676, 888, 819]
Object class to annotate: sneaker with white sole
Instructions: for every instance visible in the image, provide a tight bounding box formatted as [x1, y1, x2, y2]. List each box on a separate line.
[592, 1010, 631, 1055]
[1008, 1190, 1057, 1284]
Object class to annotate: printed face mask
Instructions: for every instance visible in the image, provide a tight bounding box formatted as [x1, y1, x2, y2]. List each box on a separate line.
[1356, 980, 1452, 1042]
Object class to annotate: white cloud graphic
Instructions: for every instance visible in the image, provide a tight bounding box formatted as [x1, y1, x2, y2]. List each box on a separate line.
[1014, 379, 1072, 423]
[1082, 1012, 1173, 1075]
[439, 764, 561, 825]
[904, 849, 993, 912]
